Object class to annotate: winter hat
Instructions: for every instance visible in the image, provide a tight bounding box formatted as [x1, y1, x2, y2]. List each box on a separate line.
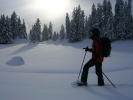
[90, 28, 100, 37]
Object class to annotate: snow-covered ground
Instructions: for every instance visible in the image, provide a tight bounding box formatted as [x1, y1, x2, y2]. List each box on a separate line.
[0, 39, 133, 100]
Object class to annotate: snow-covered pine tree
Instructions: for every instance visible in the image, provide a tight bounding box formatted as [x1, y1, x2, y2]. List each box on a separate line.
[88, 3, 107, 38]
[131, 16, 133, 38]
[84, 16, 89, 38]
[80, 10, 85, 39]
[17, 19, 27, 39]
[21, 19, 27, 39]
[89, 4, 97, 28]
[52, 32, 56, 41]
[29, 18, 41, 42]
[52, 31, 58, 41]
[114, 0, 126, 40]
[48, 22, 53, 40]
[69, 19, 76, 42]
[95, 3, 103, 35]
[35, 18, 41, 41]
[0, 15, 12, 44]
[29, 26, 35, 42]
[0, 12, 27, 41]
[69, 5, 85, 42]
[69, 7, 76, 42]
[56, 32, 59, 40]
[42, 24, 48, 41]
[102, 0, 108, 31]
[60, 24, 65, 40]
[87, 15, 92, 38]
[65, 13, 71, 39]
[88, 0, 115, 40]
[124, 0, 133, 39]
[5, 16, 12, 43]
[17, 17, 22, 39]
[0, 15, 6, 43]
[103, 0, 114, 40]
[11, 11, 18, 39]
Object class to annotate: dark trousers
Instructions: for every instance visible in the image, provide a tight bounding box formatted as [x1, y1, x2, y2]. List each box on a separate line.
[81, 59, 104, 85]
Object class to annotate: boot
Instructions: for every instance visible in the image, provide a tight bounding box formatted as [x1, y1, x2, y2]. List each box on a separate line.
[98, 78, 104, 86]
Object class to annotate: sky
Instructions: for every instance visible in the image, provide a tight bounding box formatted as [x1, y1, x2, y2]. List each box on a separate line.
[0, 0, 132, 32]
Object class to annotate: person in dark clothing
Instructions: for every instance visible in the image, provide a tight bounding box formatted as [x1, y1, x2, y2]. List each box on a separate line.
[77, 28, 105, 86]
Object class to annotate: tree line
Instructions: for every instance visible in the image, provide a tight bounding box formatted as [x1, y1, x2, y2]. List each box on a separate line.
[0, 0, 133, 44]
[29, 19, 65, 42]
[0, 12, 27, 44]
[66, 0, 133, 42]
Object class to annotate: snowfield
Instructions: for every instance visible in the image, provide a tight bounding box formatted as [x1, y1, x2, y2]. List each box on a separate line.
[0, 39, 133, 100]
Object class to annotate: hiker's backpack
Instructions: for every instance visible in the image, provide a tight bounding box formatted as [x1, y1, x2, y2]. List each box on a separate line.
[100, 37, 111, 57]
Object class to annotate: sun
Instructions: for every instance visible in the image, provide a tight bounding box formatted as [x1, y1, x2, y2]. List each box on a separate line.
[32, 0, 70, 17]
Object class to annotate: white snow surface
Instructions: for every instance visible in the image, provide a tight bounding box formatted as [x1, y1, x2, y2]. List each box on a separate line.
[0, 39, 133, 100]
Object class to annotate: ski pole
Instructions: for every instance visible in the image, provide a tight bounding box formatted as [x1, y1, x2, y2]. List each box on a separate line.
[102, 72, 116, 88]
[77, 51, 87, 81]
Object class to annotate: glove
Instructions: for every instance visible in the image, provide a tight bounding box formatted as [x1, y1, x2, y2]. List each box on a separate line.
[83, 47, 89, 52]
[83, 47, 93, 52]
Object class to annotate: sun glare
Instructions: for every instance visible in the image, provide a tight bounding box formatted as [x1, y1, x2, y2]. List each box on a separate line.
[32, 0, 70, 17]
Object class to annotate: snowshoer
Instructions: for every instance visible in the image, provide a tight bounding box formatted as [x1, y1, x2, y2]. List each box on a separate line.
[77, 28, 105, 86]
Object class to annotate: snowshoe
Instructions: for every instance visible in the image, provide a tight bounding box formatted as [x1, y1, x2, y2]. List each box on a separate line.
[71, 81, 87, 87]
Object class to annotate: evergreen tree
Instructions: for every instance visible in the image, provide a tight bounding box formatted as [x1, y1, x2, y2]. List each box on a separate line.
[84, 16, 89, 38]
[88, 0, 115, 40]
[102, 0, 108, 30]
[52, 31, 58, 41]
[103, 0, 114, 40]
[87, 4, 97, 38]
[69, 19, 76, 42]
[11, 11, 18, 39]
[65, 13, 71, 39]
[42, 24, 48, 41]
[69, 5, 85, 42]
[114, 0, 125, 39]
[56, 32, 59, 40]
[11, 12, 27, 40]
[88, 3, 104, 36]
[60, 24, 65, 40]
[5, 16, 12, 43]
[131, 16, 133, 37]
[89, 4, 97, 27]
[0, 15, 6, 43]
[17, 17, 22, 39]
[35, 18, 41, 41]
[48, 22, 53, 39]
[0, 15, 12, 44]
[0, 12, 27, 44]
[29, 18, 41, 42]
[17, 19, 27, 39]
[80, 10, 85, 39]
[125, 0, 133, 39]
[21, 19, 27, 39]
[95, 3, 103, 34]
[29, 27, 35, 42]
[96, 3, 103, 25]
